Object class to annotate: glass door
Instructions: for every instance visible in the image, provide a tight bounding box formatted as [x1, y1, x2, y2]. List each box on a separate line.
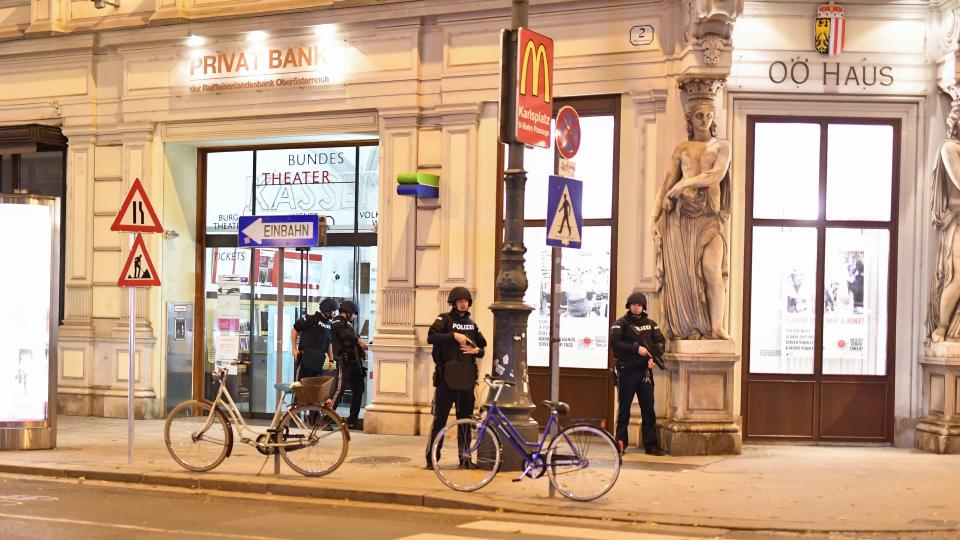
[191, 141, 379, 419]
[743, 118, 898, 442]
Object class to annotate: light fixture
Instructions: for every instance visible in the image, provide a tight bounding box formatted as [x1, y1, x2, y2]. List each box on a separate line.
[247, 30, 268, 43]
[92, 0, 119, 8]
[313, 24, 337, 41]
[186, 34, 206, 47]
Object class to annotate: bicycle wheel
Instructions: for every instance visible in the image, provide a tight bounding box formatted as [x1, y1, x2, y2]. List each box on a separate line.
[547, 424, 621, 501]
[164, 400, 230, 472]
[279, 404, 349, 477]
[431, 418, 501, 492]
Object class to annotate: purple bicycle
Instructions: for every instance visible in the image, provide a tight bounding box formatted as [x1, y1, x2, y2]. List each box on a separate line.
[430, 376, 621, 501]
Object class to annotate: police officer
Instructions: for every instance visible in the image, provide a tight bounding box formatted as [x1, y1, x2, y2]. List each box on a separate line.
[610, 292, 666, 455]
[425, 287, 487, 470]
[291, 298, 337, 381]
[330, 300, 369, 430]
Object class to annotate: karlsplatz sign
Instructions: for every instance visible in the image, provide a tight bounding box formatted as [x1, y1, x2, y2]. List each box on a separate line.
[185, 41, 346, 93]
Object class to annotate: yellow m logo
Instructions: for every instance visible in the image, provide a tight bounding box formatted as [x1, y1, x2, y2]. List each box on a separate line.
[520, 40, 551, 102]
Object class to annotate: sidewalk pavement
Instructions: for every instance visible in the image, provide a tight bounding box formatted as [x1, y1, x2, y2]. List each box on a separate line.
[0, 416, 958, 535]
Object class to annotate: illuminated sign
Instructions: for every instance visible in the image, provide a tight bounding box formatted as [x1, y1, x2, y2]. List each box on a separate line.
[185, 37, 349, 94]
[0, 201, 54, 423]
[515, 28, 554, 148]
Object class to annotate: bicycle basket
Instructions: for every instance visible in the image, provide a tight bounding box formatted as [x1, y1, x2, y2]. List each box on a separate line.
[293, 376, 334, 404]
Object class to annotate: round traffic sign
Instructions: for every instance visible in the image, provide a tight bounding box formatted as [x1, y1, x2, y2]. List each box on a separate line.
[555, 106, 581, 160]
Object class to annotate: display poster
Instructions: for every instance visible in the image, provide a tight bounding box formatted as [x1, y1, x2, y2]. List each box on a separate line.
[0, 204, 52, 422]
[523, 227, 611, 370]
[214, 275, 243, 374]
[205, 146, 379, 235]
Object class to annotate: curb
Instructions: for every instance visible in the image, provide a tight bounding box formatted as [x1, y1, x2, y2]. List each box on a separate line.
[1, 462, 958, 535]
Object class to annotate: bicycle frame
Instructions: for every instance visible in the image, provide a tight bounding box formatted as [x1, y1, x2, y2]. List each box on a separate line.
[199, 368, 304, 450]
[478, 402, 561, 478]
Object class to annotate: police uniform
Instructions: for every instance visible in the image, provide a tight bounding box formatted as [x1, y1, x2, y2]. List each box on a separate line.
[293, 311, 333, 381]
[610, 292, 666, 454]
[330, 301, 366, 429]
[425, 287, 487, 469]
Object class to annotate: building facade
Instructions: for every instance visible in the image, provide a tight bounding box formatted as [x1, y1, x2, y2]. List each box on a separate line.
[1, 0, 957, 452]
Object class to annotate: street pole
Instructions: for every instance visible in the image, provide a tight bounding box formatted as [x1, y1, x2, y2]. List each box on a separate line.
[128, 285, 135, 465]
[488, 0, 538, 458]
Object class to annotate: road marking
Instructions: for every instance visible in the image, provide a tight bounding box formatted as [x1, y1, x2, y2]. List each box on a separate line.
[458, 520, 707, 539]
[0, 512, 282, 540]
[392, 536, 478, 540]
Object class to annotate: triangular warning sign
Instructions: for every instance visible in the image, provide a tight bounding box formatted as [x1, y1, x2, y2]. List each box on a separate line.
[118, 233, 161, 287]
[547, 184, 581, 246]
[111, 178, 163, 233]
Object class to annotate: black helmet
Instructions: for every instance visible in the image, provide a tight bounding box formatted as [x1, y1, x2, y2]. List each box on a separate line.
[319, 298, 338, 313]
[339, 300, 358, 314]
[625, 292, 647, 309]
[447, 286, 473, 306]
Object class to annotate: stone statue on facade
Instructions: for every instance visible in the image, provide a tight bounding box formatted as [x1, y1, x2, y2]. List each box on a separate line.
[654, 78, 732, 340]
[927, 89, 960, 342]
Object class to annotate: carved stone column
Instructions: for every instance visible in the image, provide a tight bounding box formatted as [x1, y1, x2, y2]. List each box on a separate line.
[916, 344, 960, 453]
[660, 341, 741, 455]
[364, 111, 421, 435]
[58, 127, 97, 416]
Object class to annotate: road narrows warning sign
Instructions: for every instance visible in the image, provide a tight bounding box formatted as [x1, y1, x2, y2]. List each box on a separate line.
[118, 233, 160, 287]
[111, 178, 163, 233]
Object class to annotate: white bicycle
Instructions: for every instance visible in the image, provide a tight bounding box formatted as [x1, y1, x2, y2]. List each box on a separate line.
[164, 365, 349, 477]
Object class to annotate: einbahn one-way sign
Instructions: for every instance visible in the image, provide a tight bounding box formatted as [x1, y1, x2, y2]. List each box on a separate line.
[238, 214, 326, 248]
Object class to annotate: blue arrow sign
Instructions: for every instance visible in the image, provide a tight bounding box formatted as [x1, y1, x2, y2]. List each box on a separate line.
[546, 175, 583, 249]
[238, 214, 322, 248]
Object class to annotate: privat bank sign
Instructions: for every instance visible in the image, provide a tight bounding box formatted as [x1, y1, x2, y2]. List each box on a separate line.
[185, 40, 346, 94]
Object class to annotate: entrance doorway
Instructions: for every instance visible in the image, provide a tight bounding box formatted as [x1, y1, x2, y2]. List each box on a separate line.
[742, 117, 899, 442]
[503, 95, 620, 429]
[194, 141, 378, 419]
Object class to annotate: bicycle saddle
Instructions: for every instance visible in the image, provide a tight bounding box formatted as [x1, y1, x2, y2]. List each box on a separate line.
[540, 400, 570, 415]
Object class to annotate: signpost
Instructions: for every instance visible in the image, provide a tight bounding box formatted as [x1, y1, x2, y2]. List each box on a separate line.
[111, 178, 162, 465]
[546, 111, 584, 496]
[237, 213, 327, 474]
[238, 214, 325, 248]
[500, 27, 554, 148]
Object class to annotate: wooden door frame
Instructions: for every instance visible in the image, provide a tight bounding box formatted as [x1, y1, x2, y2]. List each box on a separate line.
[741, 115, 900, 443]
[495, 94, 622, 429]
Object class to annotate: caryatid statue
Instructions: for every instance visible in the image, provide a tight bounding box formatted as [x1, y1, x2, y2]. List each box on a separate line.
[654, 78, 732, 340]
[927, 88, 960, 342]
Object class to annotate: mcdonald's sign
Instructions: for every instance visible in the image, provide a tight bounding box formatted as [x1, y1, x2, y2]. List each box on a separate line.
[503, 27, 553, 148]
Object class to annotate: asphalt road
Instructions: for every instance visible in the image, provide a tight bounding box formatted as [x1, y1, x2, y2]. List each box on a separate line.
[0, 474, 955, 540]
[0, 473, 719, 540]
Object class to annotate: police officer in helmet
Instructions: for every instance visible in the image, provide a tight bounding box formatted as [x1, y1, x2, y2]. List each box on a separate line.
[425, 286, 487, 470]
[610, 292, 666, 455]
[330, 300, 369, 430]
[291, 298, 338, 381]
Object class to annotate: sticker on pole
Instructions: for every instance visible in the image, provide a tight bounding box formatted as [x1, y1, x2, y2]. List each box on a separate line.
[111, 178, 163, 233]
[118, 233, 160, 287]
[546, 175, 583, 249]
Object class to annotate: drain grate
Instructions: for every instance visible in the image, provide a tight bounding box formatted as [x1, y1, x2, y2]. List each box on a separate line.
[349, 455, 411, 465]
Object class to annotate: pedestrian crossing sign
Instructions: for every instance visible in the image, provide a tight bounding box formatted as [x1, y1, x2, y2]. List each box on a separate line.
[546, 175, 583, 249]
[118, 233, 160, 287]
